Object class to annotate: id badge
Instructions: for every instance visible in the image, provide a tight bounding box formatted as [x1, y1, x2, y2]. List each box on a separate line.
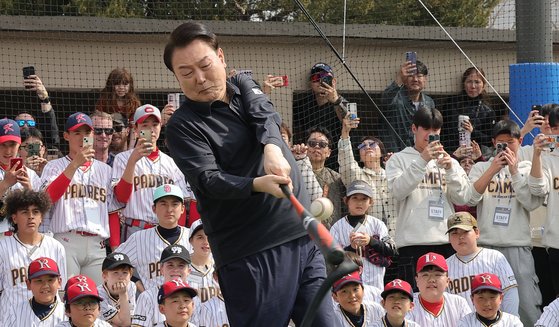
[84, 198, 103, 234]
[428, 199, 444, 221]
[493, 206, 511, 226]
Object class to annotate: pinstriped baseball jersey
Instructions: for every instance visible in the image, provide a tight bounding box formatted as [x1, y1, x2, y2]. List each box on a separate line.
[3, 296, 66, 327]
[407, 293, 471, 327]
[0, 167, 42, 233]
[330, 215, 392, 289]
[115, 227, 192, 291]
[447, 248, 518, 314]
[458, 311, 523, 326]
[535, 298, 559, 327]
[363, 284, 382, 306]
[131, 286, 201, 327]
[332, 302, 385, 326]
[154, 323, 196, 327]
[55, 319, 111, 326]
[111, 150, 192, 224]
[0, 235, 67, 321]
[187, 263, 219, 303]
[97, 282, 136, 321]
[198, 295, 229, 327]
[370, 316, 422, 327]
[40, 158, 112, 237]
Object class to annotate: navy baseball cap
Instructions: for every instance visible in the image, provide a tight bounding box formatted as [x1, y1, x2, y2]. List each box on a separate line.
[310, 63, 334, 77]
[158, 279, 197, 304]
[65, 112, 93, 132]
[0, 119, 21, 144]
[102, 252, 133, 271]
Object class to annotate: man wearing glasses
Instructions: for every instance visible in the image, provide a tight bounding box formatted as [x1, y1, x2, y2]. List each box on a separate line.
[306, 126, 345, 228]
[91, 111, 115, 167]
[293, 63, 348, 170]
[109, 113, 130, 155]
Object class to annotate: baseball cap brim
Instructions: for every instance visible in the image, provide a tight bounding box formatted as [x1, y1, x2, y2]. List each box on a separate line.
[136, 114, 161, 125]
[346, 189, 373, 198]
[333, 279, 362, 293]
[159, 287, 198, 304]
[381, 289, 413, 301]
[0, 135, 21, 144]
[472, 285, 503, 294]
[161, 253, 190, 264]
[68, 293, 104, 304]
[29, 270, 60, 280]
[445, 224, 475, 234]
[67, 123, 92, 132]
[102, 261, 134, 271]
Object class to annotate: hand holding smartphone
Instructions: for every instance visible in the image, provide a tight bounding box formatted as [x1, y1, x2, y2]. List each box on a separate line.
[10, 158, 23, 171]
[405, 51, 417, 74]
[23, 66, 36, 90]
[27, 143, 40, 157]
[82, 136, 94, 148]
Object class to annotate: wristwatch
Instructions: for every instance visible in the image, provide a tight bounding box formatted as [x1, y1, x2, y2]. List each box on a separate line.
[39, 96, 50, 104]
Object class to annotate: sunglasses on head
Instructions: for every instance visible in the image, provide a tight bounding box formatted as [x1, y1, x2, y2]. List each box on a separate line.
[357, 141, 378, 150]
[93, 128, 114, 135]
[16, 120, 36, 127]
[307, 140, 329, 149]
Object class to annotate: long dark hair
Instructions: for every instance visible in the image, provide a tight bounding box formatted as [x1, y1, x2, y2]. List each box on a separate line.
[462, 67, 487, 98]
[95, 68, 141, 119]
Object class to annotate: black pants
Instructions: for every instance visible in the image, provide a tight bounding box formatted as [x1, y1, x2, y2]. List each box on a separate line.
[397, 244, 455, 291]
[217, 236, 334, 327]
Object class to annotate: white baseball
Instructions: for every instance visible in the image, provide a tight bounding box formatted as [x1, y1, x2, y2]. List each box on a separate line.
[310, 197, 334, 221]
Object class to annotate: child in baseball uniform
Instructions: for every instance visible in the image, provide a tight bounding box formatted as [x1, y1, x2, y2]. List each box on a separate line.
[407, 252, 471, 327]
[0, 118, 42, 235]
[458, 273, 523, 327]
[111, 104, 192, 243]
[132, 244, 201, 327]
[371, 279, 420, 327]
[0, 188, 67, 321]
[156, 279, 198, 327]
[98, 252, 136, 326]
[385, 108, 470, 287]
[187, 219, 218, 303]
[116, 184, 192, 292]
[536, 298, 559, 327]
[56, 278, 111, 327]
[467, 119, 545, 326]
[198, 268, 229, 327]
[4, 257, 66, 326]
[330, 180, 396, 289]
[41, 112, 113, 284]
[331, 270, 385, 326]
[344, 251, 382, 306]
[446, 212, 519, 316]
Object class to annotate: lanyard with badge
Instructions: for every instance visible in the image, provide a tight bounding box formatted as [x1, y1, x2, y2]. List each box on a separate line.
[428, 162, 445, 221]
[492, 170, 513, 227]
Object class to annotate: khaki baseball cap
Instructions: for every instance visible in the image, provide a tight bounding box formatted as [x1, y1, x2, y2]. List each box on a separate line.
[446, 212, 477, 234]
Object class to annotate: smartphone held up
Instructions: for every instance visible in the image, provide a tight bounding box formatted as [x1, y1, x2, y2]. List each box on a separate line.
[23, 66, 35, 90]
[405, 51, 417, 74]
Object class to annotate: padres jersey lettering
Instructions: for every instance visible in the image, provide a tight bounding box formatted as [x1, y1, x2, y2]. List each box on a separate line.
[198, 295, 230, 327]
[64, 183, 107, 202]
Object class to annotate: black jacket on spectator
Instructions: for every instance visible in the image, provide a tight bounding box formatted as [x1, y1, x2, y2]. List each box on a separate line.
[441, 92, 496, 149]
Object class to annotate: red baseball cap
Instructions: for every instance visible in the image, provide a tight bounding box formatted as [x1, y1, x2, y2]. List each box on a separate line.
[28, 257, 60, 280]
[332, 270, 362, 292]
[471, 273, 503, 294]
[416, 252, 448, 273]
[381, 279, 413, 301]
[158, 279, 198, 304]
[65, 279, 103, 304]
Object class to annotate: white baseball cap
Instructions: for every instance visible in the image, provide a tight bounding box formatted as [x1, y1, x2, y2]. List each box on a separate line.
[134, 104, 161, 125]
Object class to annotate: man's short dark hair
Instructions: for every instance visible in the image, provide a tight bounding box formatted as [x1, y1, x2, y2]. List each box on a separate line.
[164, 22, 219, 72]
[307, 126, 333, 145]
[416, 60, 428, 76]
[412, 107, 443, 130]
[544, 103, 559, 128]
[492, 119, 521, 139]
[4, 189, 51, 233]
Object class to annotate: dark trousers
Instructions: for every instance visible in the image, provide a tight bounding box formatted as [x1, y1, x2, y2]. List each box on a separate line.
[547, 247, 559, 301]
[397, 243, 455, 291]
[217, 236, 334, 327]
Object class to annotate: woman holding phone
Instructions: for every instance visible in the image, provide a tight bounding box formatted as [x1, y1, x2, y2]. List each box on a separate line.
[441, 67, 496, 151]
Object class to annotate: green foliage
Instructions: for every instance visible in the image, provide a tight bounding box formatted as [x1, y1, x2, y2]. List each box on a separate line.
[0, 0, 501, 28]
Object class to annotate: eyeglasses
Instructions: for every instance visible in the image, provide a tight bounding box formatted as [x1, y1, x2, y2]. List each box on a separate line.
[93, 128, 114, 135]
[307, 140, 329, 149]
[357, 142, 378, 150]
[71, 298, 99, 310]
[16, 120, 36, 127]
[112, 125, 125, 133]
